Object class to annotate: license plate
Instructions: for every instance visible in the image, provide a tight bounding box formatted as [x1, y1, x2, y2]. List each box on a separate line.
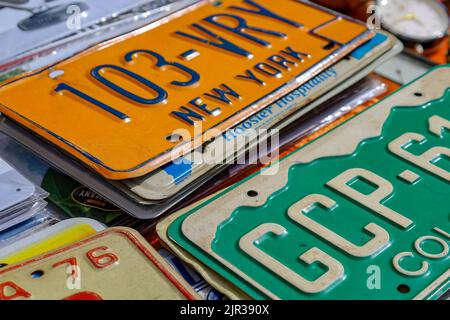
[375, 50, 437, 85]
[158, 247, 228, 300]
[172, 74, 399, 213]
[157, 75, 400, 300]
[0, 212, 58, 247]
[0, 158, 35, 212]
[0, 218, 105, 267]
[0, 0, 156, 66]
[0, 227, 198, 299]
[0, 0, 373, 180]
[125, 32, 400, 201]
[166, 65, 450, 300]
[0, 0, 201, 73]
[0, 37, 398, 220]
[0, 200, 46, 233]
[157, 193, 252, 300]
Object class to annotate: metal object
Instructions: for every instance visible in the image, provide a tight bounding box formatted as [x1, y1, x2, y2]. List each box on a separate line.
[0, 35, 403, 219]
[0, 227, 199, 299]
[377, 0, 449, 44]
[375, 50, 437, 85]
[157, 192, 252, 300]
[168, 65, 450, 300]
[18, 2, 89, 31]
[123, 32, 402, 202]
[0, 0, 374, 179]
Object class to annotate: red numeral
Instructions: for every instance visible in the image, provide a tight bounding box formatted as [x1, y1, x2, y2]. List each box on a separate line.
[86, 246, 119, 268]
[53, 257, 78, 269]
[53, 257, 79, 278]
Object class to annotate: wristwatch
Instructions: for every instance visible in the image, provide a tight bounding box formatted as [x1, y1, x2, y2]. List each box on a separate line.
[376, 0, 448, 44]
[312, 0, 449, 58]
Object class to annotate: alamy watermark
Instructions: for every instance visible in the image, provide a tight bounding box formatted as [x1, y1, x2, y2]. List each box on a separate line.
[366, 5, 382, 30]
[66, 4, 84, 31]
[66, 265, 81, 290]
[366, 265, 381, 290]
[167, 124, 281, 175]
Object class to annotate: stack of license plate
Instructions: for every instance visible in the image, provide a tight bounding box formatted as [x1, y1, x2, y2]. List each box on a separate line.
[157, 64, 450, 300]
[0, 0, 448, 300]
[0, 0, 403, 220]
[0, 157, 49, 237]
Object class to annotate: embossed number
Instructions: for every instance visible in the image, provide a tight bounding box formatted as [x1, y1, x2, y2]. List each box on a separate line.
[388, 115, 450, 181]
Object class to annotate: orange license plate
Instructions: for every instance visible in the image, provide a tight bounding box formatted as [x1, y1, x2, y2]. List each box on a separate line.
[0, 0, 373, 179]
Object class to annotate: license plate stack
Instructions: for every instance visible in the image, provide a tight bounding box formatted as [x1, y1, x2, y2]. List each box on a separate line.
[0, 0, 447, 300]
[0, 157, 49, 238]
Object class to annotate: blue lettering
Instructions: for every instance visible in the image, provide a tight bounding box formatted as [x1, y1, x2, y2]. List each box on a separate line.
[285, 95, 295, 103]
[309, 77, 321, 87]
[326, 68, 338, 78]
[204, 84, 241, 104]
[91, 64, 167, 105]
[242, 122, 253, 129]
[255, 63, 282, 78]
[55, 83, 130, 122]
[175, 23, 252, 58]
[124, 50, 200, 87]
[204, 13, 285, 47]
[229, 0, 302, 28]
[172, 106, 204, 125]
[297, 87, 308, 97]
[188, 97, 221, 116]
[281, 47, 310, 62]
[236, 69, 266, 86]
[276, 100, 287, 108]
[268, 54, 297, 70]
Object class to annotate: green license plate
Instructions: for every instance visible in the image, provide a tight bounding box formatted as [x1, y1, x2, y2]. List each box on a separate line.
[167, 65, 450, 300]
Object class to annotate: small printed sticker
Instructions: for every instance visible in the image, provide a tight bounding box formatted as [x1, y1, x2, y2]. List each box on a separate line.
[71, 186, 120, 212]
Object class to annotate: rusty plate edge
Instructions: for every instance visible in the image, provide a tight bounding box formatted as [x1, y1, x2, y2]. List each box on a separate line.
[0, 227, 200, 300]
[156, 193, 254, 300]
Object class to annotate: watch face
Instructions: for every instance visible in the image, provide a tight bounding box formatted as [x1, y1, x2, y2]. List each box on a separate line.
[378, 0, 449, 43]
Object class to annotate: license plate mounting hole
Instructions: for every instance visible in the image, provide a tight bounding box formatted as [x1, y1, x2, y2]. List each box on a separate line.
[247, 190, 258, 197]
[397, 284, 410, 294]
[31, 270, 45, 279]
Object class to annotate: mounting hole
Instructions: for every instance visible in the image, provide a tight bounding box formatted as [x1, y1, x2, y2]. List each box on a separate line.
[414, 92, 423, 97]
[31, 270, 44, 279]
[247, 190, 258, 197]
[49, 70, 64, 79]
[0, 263, 8, 268]
[397, 284, 410, 294]
[322, 42, 335, 50]
[166, 133, 183, 143]
[16, 188, 21, 192]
